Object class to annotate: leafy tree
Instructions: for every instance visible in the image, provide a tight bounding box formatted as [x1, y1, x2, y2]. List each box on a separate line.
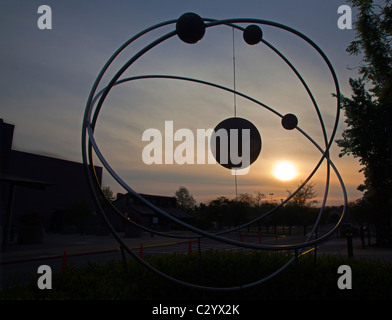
[237, 192, 254, 206]
[102, 186, 115, 202]
[287, 181, 318, 208]
[207, 196, 251, 228]
[286, 182, 318, 235]
[174, 186, 197, 212]
[253, 191, 266, 207]
[337, 0, 392, 245]
[347, 0, 392, 103]
[237, 191, 266, 207]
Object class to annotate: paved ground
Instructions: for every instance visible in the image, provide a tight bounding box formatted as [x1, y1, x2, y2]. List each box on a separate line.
[1, 231, 392, 290]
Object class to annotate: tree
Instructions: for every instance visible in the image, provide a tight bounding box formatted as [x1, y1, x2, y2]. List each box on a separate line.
[102, 186, 115, 202]
[205, 196, 229, 230]
[337, 78, 392, 244]
[237, 192, 254, 206]
[346, 0, 392, 103]
[286, 182, 318, 235]
[174, 186, 197, 212]
[237, 191, 266, 207]
[253, 191, 266, 207]
[287, 181, 318, 208]
[337, 0, 392, 245]
[207, 196, 251, 228]
[99, 186, 116, 215]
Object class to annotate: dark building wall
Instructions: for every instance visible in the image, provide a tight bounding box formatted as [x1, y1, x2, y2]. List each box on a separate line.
[0, 119, 102, 230]
[0, 119, 14, 175]
[7, 150, 102, 227]
[0, 120, 15, 214]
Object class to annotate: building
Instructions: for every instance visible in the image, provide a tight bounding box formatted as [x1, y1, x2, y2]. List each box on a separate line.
[111, 192, 193, 236]
[0, 119, 102, 249]
[1, 118, 193, 246]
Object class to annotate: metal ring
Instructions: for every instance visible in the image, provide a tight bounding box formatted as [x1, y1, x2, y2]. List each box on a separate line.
[82, 15, 347, 291]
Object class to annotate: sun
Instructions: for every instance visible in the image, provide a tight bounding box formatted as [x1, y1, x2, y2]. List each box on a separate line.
[272, 161, 298, 181]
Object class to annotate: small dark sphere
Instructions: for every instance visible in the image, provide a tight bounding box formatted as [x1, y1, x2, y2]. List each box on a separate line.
[281, 113, 298, 130]
[176, 12, 205, 44]
[211, 117, 262, 170]
[243, 25, 263, 45]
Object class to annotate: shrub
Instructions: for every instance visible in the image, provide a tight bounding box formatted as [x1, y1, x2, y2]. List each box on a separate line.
[1, 251, 391, 300]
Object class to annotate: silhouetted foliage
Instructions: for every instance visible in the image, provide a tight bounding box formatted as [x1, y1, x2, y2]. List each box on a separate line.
[337, 0, 392, 246]
[2, 251, 392, 299]
[174, 186, 197, 212]
[287, 181, 318, 208]
[191, 185, 321, 234]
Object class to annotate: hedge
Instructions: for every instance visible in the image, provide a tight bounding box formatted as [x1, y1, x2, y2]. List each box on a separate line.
[1, 250, 392, 300]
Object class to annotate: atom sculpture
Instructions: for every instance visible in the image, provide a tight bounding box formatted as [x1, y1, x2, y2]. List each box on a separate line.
[82, 13, 347, 291]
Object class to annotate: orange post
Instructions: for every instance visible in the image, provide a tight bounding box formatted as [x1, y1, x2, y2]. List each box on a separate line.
[61, 250, 67, 273]
[139, 243, 144, 259]
[188, 239, 192, 254]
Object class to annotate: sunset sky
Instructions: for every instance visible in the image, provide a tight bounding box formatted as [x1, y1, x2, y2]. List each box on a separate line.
[1, 0, 366, 206]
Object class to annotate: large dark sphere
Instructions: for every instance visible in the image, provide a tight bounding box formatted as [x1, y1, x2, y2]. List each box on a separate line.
[243, 25, 263, 45]
[176, 12, 205, 44]
[281, 113, 298, 130]
[211, 117, 262, 169]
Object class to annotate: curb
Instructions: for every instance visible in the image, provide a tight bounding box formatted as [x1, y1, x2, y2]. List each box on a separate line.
[0, 239, 199, 265]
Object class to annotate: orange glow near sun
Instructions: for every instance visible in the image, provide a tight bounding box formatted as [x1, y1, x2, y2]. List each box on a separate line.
[272, 161, 298, 181]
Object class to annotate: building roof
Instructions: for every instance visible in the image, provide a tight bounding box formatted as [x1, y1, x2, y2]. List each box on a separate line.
[113, 192, 193, 220]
